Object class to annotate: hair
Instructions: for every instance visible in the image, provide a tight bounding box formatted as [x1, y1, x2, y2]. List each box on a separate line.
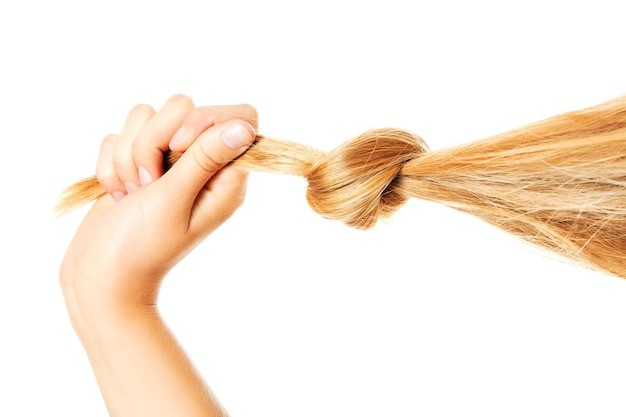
[56, 96, 626, 279]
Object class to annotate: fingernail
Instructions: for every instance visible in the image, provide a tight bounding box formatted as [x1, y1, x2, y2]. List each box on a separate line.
[125, 182, 138, 193]
[170, 126, 186, 147]
[112, 191, 126, 201]
[221, 124, 252, 150]
[138, 166, 153, 185]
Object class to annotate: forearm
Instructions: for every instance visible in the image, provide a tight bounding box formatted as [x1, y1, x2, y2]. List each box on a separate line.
[66, 296, 226, 417]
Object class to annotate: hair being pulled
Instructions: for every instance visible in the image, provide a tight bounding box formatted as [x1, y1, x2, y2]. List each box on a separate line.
[56, 96, 626, 278]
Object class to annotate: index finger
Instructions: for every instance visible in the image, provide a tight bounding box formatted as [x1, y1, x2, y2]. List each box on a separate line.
[168, 104, 259, 152]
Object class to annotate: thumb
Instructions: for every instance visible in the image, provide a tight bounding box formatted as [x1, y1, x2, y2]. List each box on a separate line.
[163, 121, 256, 202]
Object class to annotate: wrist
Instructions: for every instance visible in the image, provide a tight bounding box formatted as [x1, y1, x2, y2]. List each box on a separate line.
[60, 269, 160, 339]
[65, 295, 161, 349]
[61, 255, 161, 307]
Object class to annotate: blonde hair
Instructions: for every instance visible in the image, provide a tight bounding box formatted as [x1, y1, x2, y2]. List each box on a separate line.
[56, 96, 626, 278]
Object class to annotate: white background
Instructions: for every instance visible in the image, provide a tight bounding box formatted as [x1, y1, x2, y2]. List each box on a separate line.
[2, 1, 626, 416]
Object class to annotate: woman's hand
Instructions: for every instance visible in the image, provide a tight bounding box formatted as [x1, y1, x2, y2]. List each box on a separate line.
[59, 95, 258, 417]
[61, 95, 257, 311]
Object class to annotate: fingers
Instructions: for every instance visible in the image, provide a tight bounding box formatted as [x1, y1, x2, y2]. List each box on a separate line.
[97, 103, 156, 199]
[113, 104, 156, 191]
[168, 104, 258, 152]
[188, 166, 249, 234]
[96, 95, 194, 199]
[96, 133, 125, 201]
[163, 120, 256, 205]
[96, 96, 258, 210]
[131, 94, 195, 186]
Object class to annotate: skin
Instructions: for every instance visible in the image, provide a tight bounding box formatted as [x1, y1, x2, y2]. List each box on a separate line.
[59, 95, 258, 417]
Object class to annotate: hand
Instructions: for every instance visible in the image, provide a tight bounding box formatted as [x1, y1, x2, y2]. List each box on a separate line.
[59, 96, 258, 417]
[60, 95, 258, 314]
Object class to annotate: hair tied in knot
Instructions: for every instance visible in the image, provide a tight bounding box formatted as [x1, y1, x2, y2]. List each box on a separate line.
[55, 95, 626, 278]
[305, 128, 429, 229]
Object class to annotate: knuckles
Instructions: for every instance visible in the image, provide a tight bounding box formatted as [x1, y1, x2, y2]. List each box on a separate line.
[165, 94, 194, 110]
[94, 96, 257, 192]
[128, 103, 155, 119]
[195, 103, 259, 129]
[192, 144, 228, 177]
[238, 103, 259, 126]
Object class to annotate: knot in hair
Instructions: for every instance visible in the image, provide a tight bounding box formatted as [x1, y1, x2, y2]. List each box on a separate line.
[305, 128, 428, 229]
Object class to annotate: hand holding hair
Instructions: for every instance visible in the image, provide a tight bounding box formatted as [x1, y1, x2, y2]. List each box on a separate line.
[58, 95, 626, 278]
[59, 98, 258, 417]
